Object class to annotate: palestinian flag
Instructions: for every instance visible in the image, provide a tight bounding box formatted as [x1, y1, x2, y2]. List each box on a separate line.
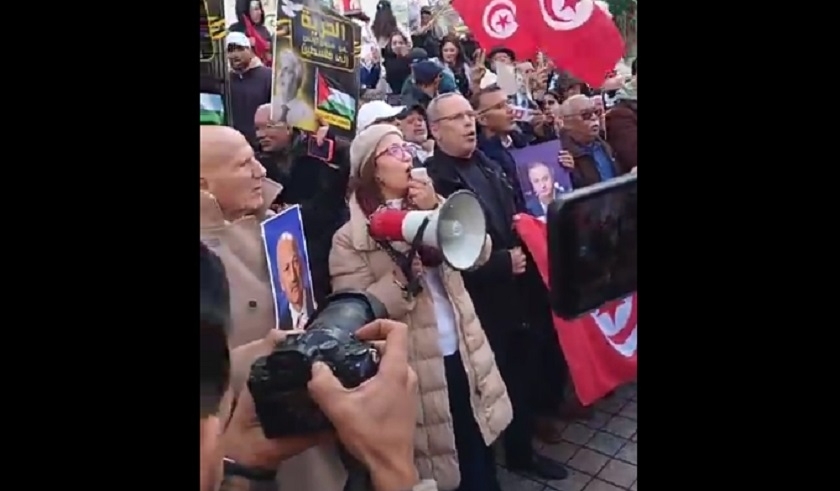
[315, 68, 355, 121]
[200, 93, 224, 125]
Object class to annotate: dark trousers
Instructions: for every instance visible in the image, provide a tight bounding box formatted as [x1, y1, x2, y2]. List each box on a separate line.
[532, 317, 570, 416]
[493, 329, 536, 467]
[444, 352, 502, 491]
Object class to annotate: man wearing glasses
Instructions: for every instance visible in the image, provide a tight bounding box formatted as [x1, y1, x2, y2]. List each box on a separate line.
[558, 94, 625, 188]
[424, 92, 570, 482]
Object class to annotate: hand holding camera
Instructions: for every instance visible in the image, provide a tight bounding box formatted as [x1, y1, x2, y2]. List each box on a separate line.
[222, 293, 420, 490]
[222, 330, 331, 472]
[309, 319, 420, 491]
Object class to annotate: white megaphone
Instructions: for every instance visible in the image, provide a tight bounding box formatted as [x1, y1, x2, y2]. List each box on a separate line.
[368, 190, 486, 270]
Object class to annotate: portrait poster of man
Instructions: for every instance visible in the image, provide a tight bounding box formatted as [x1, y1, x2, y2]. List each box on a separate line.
[510, 141, 573, 221]
[271, 1, 361, 140]
[261, 205, 317, 330]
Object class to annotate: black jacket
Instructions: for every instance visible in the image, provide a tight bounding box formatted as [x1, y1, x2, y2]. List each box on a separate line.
[427, 149, 556, 353]
[426, 150, 530, 348]
[258, 136, 350, 306]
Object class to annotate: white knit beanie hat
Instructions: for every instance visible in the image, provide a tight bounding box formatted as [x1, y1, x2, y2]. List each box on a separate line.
[349, 124, 403, 178]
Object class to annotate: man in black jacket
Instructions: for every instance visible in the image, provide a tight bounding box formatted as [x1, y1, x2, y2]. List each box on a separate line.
[424, 93, 568, 481]
[253, 104, 350, 307]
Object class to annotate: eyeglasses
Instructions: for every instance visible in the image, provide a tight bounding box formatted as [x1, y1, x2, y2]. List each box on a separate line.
[375, 144, 414, 162]
[431, 110, 477, 123]
[567, 108, 603, 120]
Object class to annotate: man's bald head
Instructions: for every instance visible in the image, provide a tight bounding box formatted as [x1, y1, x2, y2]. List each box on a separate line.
[254, 104, 271, 121]
[199, 125, 266, 220]
[254, 103, 293, 152]
[200, 126, 249, 173]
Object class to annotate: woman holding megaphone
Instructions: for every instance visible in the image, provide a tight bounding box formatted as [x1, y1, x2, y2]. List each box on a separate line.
[329, 124, 512, 491]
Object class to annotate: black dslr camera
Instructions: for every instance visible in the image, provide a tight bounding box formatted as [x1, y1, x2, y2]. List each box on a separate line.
[248, 291, 388, 438]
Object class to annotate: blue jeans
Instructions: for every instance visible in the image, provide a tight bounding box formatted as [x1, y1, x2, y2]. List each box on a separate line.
[444, 352, 502, 491]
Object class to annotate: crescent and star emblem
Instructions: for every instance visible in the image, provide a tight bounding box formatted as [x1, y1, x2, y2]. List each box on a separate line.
[482, 0, 519, 40]
[590, 295, 637, 357]
[540, 0, 595, 31]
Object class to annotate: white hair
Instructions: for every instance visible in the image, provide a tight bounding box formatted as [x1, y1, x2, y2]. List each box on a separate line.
[277, 49, 304, 91]
[279, 231, 295, 243]
[426, 92, 463, 123]
[559, 94, 590, 116]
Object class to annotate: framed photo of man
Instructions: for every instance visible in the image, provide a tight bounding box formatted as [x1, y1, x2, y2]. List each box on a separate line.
[260, 205, 317, 330]
[510, 140, 574, 221]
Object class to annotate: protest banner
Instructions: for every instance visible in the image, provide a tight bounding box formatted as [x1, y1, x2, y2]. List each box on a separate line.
[261, 205, 317, 330]
[509, 141, 573, 220]
[271, 1, 361, 140]
[200, 0, 230, 124]
[514, 214, 637, 405]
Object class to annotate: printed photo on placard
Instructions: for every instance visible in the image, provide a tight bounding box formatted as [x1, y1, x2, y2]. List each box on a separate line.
[510, 140, 574, 221]
[261, 205, 316, 330]
[271, 1, 361, 140]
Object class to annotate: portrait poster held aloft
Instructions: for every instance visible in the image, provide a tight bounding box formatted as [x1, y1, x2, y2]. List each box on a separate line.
[261, 205, 317, 330]
[510, 140, 573, 221]
[271, 0, 361, 140]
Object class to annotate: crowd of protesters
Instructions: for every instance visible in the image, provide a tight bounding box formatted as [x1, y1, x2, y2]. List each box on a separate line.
[200, 1, 638, 491]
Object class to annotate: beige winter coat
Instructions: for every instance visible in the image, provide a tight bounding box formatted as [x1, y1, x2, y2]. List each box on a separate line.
[329, 195, 513, 491]
[200, 181, 348, 491]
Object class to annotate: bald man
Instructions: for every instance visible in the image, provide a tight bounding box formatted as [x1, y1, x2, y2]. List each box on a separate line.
[276, 232, 314, 330]
[200, 125, 347, 491]
[200, 126, 280, 350]
[558, 94, 623, 188]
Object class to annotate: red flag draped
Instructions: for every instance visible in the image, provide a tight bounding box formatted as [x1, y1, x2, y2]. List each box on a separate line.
[244, 16, 272, 65]
[523, 0, 624, 87]
[452, 0, 538, 60]
[514, 214, 637, 406]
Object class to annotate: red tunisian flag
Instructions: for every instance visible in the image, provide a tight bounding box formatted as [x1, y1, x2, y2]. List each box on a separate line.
[524, 0, 624, 88]
[514, 214, 637, 406]
[452, 0, 538, 60]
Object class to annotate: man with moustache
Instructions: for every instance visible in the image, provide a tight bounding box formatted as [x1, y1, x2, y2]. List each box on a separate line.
[200, 125, 348, 491]
[254, 104, 350, 306]
[559, 94, 625, 188]
[424, 93, 569, 481]
[276, 232, 315, 330]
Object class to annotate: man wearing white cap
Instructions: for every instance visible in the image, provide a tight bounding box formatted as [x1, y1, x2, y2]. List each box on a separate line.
[356, 100, 408, 134]
[226, 31, 272, 146]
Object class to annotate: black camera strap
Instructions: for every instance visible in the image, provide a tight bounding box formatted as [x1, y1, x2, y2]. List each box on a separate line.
[372, 215, 433, 299]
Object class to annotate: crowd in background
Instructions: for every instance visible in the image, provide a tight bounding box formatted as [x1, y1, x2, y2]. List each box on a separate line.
[201, 1, 638, 491]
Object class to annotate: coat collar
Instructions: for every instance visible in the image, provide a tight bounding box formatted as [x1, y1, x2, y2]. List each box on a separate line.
[200, 178, 283, 230]
[559, 130, 614, 160]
